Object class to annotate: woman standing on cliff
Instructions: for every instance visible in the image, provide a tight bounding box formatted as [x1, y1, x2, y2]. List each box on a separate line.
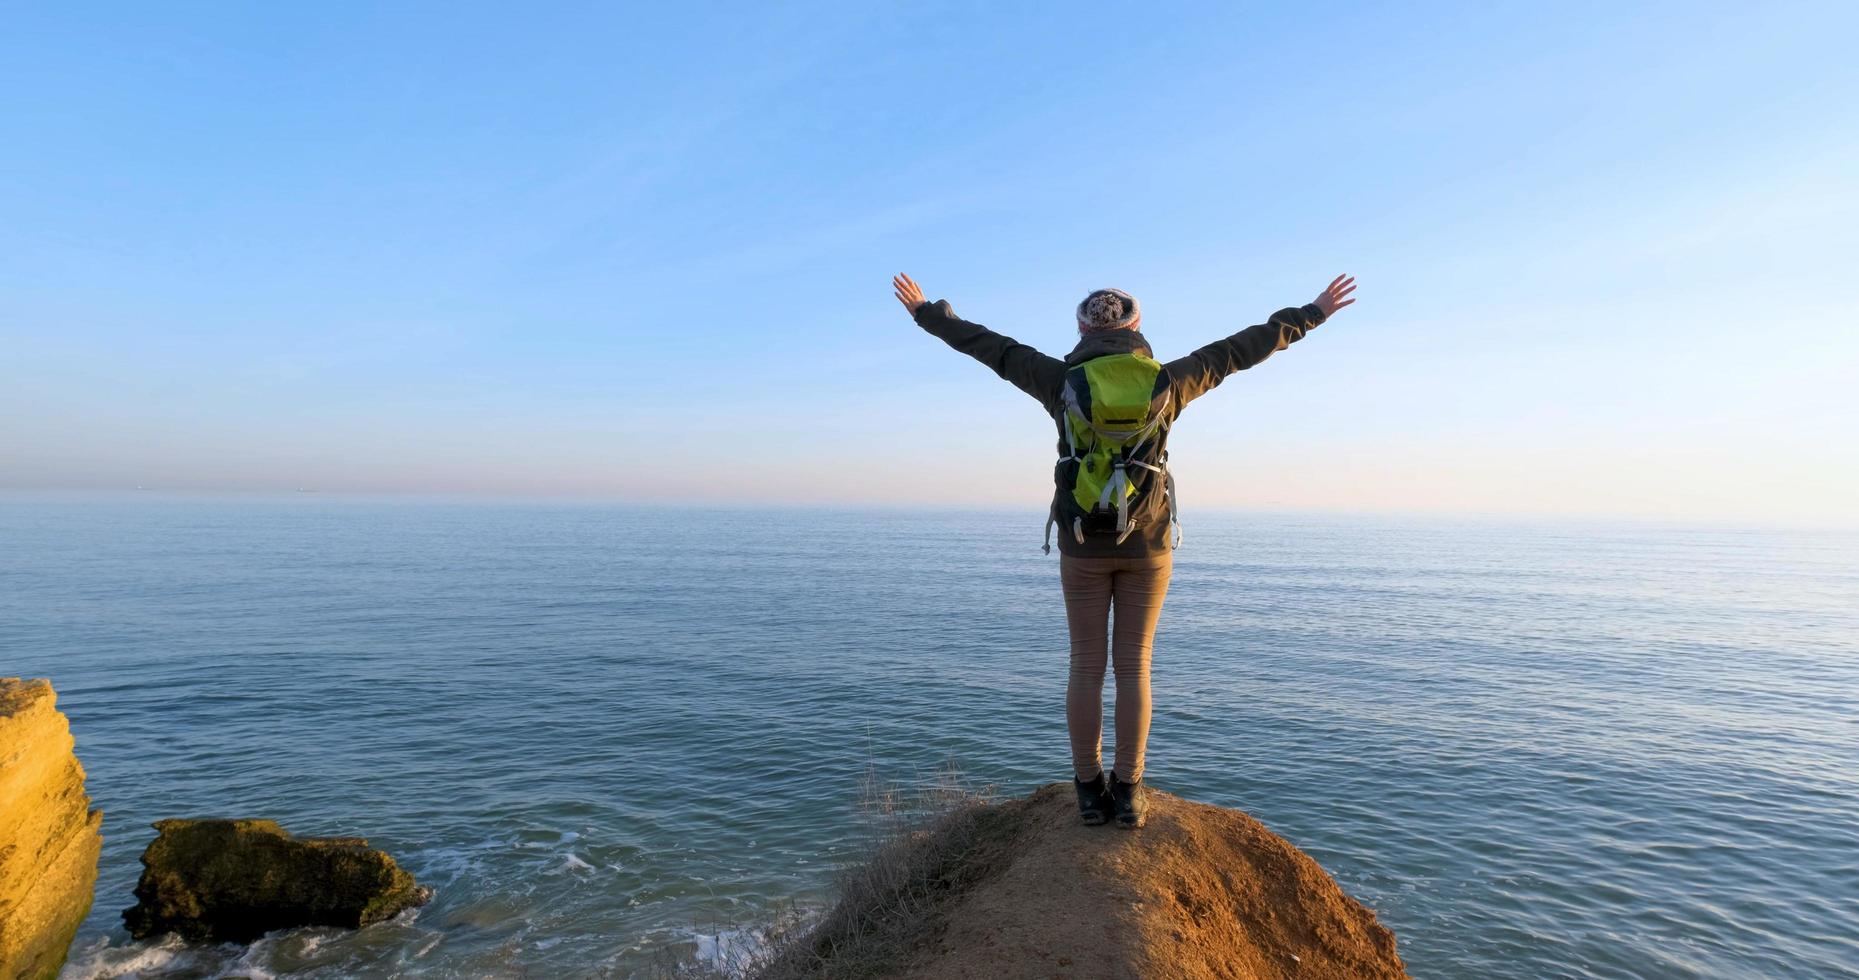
[892, 272, 1357, 828]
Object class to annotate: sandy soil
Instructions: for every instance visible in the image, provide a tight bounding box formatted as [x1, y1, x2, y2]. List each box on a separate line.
[774, 782, 1408, 980]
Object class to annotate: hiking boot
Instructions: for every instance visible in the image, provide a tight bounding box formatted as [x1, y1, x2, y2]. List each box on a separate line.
[1074, 772, 1115, 826]
[1108, 770, 1148, 829]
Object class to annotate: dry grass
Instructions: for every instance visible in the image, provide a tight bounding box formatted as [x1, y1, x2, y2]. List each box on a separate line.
[751, 761, 1018, 980]
[635, 761, 1014, 980]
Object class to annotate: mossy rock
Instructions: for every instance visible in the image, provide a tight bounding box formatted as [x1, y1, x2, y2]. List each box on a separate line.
[123, 819, 431, 943]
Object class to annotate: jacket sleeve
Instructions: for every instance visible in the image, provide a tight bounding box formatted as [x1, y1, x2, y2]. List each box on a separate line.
[1163, 303, 1327, 408]
[913, 299, 1068, 413]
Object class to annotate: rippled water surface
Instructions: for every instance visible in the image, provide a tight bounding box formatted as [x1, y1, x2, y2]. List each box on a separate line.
[4, 496, 1857, 979]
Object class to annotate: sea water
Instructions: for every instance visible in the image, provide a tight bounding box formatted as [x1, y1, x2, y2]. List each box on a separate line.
[3, 496, 1855, 979]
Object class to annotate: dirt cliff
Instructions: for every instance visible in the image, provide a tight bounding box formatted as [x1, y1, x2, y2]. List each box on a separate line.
[763, 782, 1407, 980]
[0, 678, 104, 980]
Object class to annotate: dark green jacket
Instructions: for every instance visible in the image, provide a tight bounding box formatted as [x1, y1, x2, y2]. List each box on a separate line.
[913, 299, 1328, 557]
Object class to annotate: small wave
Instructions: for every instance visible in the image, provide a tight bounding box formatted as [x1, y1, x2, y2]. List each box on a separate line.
[60, 933, 224, 980]
[60, 919, 418, 980]
[230, 938, 279, 980]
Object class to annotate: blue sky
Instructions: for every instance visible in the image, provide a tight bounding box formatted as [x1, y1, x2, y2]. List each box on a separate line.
[3, 2, 1855, 523]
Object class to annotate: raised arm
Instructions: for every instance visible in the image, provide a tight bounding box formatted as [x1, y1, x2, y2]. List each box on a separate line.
[893, 273, 1067, 411]
[1163, 274, 1357, 407]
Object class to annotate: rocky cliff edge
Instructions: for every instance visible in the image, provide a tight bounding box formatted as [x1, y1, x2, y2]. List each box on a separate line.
[0, 678, 104, 980]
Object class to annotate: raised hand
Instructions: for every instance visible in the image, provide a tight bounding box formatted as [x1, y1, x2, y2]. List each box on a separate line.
[1313, 274, 1357, 318]
[892, 273, 927, 316]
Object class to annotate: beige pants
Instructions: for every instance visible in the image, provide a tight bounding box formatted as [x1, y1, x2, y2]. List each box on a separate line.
[1060, 551, 1172, 782]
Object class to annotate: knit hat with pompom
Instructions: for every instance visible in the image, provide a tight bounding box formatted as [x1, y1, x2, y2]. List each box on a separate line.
[1076, 288, 1141, 332]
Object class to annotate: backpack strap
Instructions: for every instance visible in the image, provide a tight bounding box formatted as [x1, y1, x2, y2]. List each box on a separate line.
[1100, 421, 1172, 544]
[1101, 461, 1136, 543]
[1112, 456, 1183, 548]
[1166, 464, 1182, 549]
[1046, 423, 1082, 554]
[1042, 511, 1083, 552]
[1136, 454, 1181, 549]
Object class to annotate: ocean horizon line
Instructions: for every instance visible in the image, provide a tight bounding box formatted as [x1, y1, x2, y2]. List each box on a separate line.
[3, 488, 1855, 534]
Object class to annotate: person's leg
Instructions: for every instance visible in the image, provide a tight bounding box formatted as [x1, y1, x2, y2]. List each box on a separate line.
[1060, 554, 1116, 781]
[1107, 553, 1172, 782]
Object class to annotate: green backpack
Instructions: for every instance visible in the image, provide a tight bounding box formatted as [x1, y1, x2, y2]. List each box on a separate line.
[1044, 352, 1181, 552]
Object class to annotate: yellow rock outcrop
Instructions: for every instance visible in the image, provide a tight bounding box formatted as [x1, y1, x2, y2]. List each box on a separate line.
[0, 678, 103, 980]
